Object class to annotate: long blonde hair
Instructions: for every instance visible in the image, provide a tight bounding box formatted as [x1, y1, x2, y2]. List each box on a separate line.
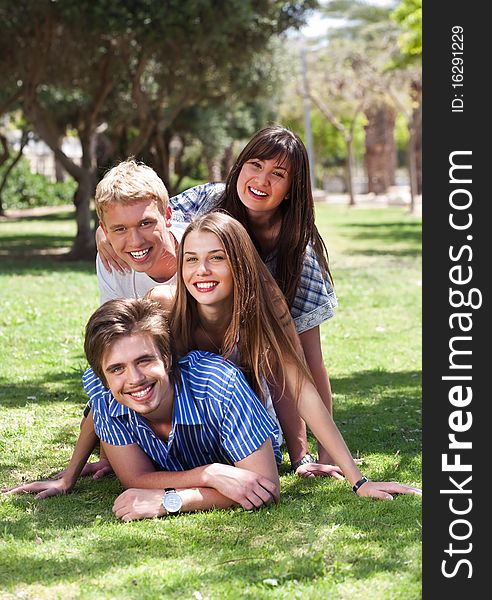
[170, 212, 312, 401]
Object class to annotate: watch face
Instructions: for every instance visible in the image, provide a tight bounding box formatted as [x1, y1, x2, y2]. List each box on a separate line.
[164, 491, 182, 513]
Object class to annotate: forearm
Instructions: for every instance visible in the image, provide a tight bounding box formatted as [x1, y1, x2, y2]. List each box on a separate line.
[63, 412, 99, 487]
[103, 443, 221, 491]
[126, 467, 210, 490]
[295, 382, 362, 486]
[299, 327, 333, 415]
[112, 485, 239, 521]
[308, 359, 332, 415]
[175, 487, 238, 512]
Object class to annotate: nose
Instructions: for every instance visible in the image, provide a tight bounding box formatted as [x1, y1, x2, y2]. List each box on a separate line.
[127, 363, 145, 385]
[128, 227, 144, 247]
[255, 170, 269, 186]
[195, 259, 211, 275]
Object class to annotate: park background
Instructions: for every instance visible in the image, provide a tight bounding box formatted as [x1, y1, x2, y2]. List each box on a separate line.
[0, 1, 422, 598]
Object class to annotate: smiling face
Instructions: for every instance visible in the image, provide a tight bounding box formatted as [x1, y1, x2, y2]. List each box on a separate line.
[100, 199, 175, 281]
[182, 231, 234, 309]
[236, 156, 291, 217]
[102, 333, 172, 421]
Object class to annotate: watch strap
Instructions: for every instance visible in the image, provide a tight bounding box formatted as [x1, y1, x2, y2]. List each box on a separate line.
[352, 476, 369, 494]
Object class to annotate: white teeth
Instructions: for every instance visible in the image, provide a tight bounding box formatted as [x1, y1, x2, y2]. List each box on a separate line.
[130, 385, 152, 398]
[195, 282, 217, 289]
[130, 249, 149, 259]
[250, 186, 267, 196]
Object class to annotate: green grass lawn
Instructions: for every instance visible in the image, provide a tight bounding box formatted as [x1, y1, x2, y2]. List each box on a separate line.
[0, 204, 422, 599]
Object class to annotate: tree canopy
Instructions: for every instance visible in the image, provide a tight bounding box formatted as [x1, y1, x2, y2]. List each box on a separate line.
[0, 0, 317, 257]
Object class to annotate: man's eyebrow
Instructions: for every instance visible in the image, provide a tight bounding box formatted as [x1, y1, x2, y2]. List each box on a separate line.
[104, 353, 157, 371]
[105, 361, 123, 372]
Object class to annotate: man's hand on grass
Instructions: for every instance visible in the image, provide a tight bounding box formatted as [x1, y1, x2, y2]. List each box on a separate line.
[204, 463, 279, 510]
[113, 488, 165, 521]
[53, 459, 113, 481]
[1, 478, 72, 499]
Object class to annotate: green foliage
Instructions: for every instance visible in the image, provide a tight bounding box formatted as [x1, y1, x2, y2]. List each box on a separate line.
[0, 204, 421, 598]
[0, 158, 76, 210]
[391, 0, 422, 59]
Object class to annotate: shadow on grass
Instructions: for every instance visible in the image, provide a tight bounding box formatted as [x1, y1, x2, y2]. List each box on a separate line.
[0, 251, 95, 275]
[328, 369, 421, 455]
[0, 367, 88, 407]
[340, 221, 422, 258]
[1, 477, 421, 592]
[1, 369, 421, 593]
[2, 210, 78, 223]
[0, 211, 96, 274]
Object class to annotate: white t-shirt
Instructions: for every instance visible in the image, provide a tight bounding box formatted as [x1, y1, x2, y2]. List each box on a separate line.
[96, 221, 188, 305]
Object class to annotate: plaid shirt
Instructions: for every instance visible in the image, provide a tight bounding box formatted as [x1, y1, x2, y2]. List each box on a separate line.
[170, 183, 338, 333]
[83, 351, 282, 470]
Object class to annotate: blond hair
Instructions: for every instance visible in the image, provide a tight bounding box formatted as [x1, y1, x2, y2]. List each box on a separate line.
[95, 158, 169, 222]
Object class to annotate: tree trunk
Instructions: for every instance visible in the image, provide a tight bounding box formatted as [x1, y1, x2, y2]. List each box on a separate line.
[411, 83, 422, 195]
[364, 103, 397, 194]
[144, 130, 171, 192]
[65, 134, 97, 261]
[0, 130, 30, 216]
[67, 171, 96, 260]
[407, 128, 418, 215]
[54, 137, 65, 182]
[414, 119, 422, 195]
[207, 156, 222, 182]
[345, 137, 355, 206]
[221, 142, 235, 179]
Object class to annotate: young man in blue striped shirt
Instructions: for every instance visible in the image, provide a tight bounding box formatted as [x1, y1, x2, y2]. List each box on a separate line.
[83, 297, 280, 521]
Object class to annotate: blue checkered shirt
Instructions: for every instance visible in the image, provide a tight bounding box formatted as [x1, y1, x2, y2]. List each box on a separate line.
[83, 350, 282, 470]
[170, 183, 337, 333]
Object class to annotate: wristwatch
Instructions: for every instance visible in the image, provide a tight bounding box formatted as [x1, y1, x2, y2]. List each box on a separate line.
[162, 488, 183, 514]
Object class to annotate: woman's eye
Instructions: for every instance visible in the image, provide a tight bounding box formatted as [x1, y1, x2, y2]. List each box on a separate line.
[273, 171, 285, 178]
[210, 255, 224, 261]
[185, 256, 197, 262]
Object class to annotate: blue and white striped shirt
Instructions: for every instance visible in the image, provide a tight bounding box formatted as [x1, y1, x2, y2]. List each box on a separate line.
[83, 350, 282, 470]
[170, 182, 338, 333]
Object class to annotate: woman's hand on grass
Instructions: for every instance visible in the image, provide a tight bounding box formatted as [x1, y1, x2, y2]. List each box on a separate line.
[356, 481, 422, 501]
[96, 225, 130, 274]
[1, 479, 72, 499]
[296, 462, 345, 479]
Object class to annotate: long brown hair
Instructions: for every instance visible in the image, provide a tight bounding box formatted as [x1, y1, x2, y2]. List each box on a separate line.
[218, 124, 332, 308]
[169, 212, 313, 401]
